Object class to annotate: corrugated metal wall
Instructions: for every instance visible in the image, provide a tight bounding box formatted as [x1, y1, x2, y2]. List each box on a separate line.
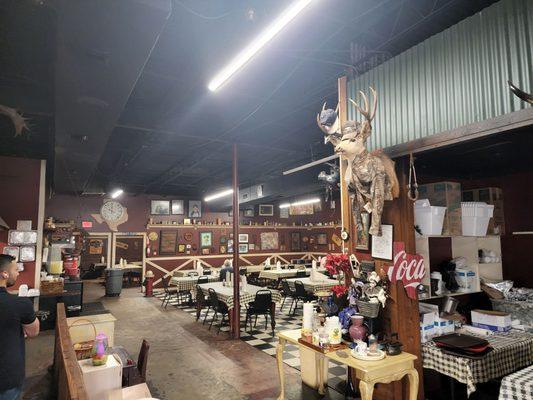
[347, 0, 533, 150]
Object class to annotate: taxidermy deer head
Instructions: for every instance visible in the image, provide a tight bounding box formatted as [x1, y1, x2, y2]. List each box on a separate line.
[0, 104, 30, 136]
[508, 80, 533, 105]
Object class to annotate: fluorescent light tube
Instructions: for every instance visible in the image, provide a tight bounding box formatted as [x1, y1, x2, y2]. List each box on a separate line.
[111, 189, 123, 199]
[279, 203, 291, 209]
[205, 189, 234, 202]
[208, 0, 315, 91]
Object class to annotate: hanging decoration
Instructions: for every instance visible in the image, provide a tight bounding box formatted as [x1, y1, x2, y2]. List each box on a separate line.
[407, 153, 418, 201]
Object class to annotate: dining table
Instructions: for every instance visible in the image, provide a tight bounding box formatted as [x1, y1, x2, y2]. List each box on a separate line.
[170, 275, 219, 292]
[197, 282, 282, 332]
[285, 277, 338, 294]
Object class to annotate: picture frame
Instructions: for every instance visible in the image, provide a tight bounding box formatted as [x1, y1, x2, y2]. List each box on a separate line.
[227, 239, 234, 254]
[220, 236, 227, 244]
[183, 218, 192, 225]
[171, 200, 184, 215]
[201, 248, 210, 255]
[356, 212, 371, 251]
[238, 233, 248, 243]
[279, 207, 289, 219]
[151, 200, 170, 215]
[244, 208, 254, 217]
[258, 204, 274, 216]
[177, 244, 186, 253]
[260, 232, 278, 250]
[159, 230, 178, 255]
[238, 243, 248, 253]
[219, 245, 227, 254]
[317, 233, 327, 245]
[249, 244, 255, 251]
[188, 200, 202, 218]
[290, 232, 301, 251]
[371, 224, 394, 260]
[200, 232, 212, 248]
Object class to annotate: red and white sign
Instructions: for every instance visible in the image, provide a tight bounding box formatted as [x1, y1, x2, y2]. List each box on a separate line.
[387, 242, 426, 300]
[82, 221, 93, 228]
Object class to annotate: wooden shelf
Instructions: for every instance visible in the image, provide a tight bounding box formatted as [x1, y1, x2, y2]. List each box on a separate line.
[146, 224, 341, 230]
[421, 290, 482, 300]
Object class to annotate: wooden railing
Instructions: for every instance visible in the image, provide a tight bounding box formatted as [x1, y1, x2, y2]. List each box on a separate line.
[53, 304, 89, 400]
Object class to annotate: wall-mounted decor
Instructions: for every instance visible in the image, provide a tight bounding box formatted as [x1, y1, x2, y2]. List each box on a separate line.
[317, 233, 327, 245]
[201, 248, 210, 255]
[356, 212, 371, 251]
[290, 232, 301, 251]
[220, 236, 227, 244]
[148, 232, 158, 241]
[19, 246, 35, 262]
[302, 236, 309, 243]
[238, 243, 249, 253]
[387, 242, 426, 300]
[249, 244, 255, 251]
[228, 239, 234, 253]
[160, 230, 178, 255]
[258, 204, 274, 216]
[171, 200, 184, 215]
[92, 201, 129, 231]
[184, 232, 193, 241]
[200, 232, 212, 248]
[183, 218, 192, 225]
[290, 203, 314, 216]
[371, 224, 393, 260]
[219, 245, 227, 254]
[244, 208, 254, 217]
[188, 200, 202, 218]
[89, 239, 103, 254]
[238, 234, 248, 243]
[3, 246, 19, 260]
[151, 200, 170, 215]
[178, 244, 186, 253]
[279, 207, 289, 219]
[331, 233, 342, 247]
[260, 232, 278, 250]
[280, 245, 286, 251]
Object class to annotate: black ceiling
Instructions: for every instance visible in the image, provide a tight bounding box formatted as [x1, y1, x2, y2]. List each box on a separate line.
[0, 0, 499, 199]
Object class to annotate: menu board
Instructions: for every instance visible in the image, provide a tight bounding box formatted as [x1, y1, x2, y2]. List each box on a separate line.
[159, 231, 177, 255]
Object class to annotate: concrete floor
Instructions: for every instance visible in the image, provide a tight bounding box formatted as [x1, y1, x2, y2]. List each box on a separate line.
[24, 282, 346, 400]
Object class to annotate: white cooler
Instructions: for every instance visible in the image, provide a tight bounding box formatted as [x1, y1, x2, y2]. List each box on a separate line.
[79, 354, 122, 400]
[461, 202, 494, 236]
[414, 199, 447, 235]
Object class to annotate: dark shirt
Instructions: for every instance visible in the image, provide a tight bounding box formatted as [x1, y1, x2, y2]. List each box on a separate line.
[219, 266, 234, 282]
[0, 287, 36, 392]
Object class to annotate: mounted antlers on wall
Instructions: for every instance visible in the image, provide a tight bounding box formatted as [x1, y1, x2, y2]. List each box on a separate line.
[317, 87, 399, 237]
[508, 80, 533, 105]
[0, 104, 30, 136]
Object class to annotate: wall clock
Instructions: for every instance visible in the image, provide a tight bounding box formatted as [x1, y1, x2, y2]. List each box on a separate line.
[148, 231, 158, 241]
[91, 200, 129, 232]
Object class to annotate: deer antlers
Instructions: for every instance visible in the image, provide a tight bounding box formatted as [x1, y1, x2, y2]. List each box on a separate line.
[349, 87, 377, 123]
[316, 102, 339, 135]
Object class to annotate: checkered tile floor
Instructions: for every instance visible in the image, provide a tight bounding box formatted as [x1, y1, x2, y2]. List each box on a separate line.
[154, 290, 348, 390]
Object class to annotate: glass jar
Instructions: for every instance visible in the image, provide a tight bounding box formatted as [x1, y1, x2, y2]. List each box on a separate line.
[91, 333, 109, 366]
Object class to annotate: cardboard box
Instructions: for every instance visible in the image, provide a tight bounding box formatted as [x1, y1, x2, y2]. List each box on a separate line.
[462, 188, 505, 234]
[471, 309, 511, 332]
[419, 182, 462, 235]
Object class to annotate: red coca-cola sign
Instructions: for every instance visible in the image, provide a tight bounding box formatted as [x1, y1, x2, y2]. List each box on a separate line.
[387, 242, 426, 300]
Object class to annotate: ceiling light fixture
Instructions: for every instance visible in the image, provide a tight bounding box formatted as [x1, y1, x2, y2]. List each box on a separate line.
[279, 203, 291, 209]
[110, 189, 123, 199]
[279, 198, 320, 208]
[205, 189, 234, 202]
[207, 0, 315, 92]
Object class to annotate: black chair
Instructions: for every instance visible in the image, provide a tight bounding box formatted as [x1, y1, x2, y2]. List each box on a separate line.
[203, 269, 212, 275]
[292, 280, 312, 315]
[280, 280, 296, 314]
[207, 288, 229, 334]
[244, 290, 273, 334]
[198, 285, 211, 323]
[296, 270, 307, 278]
[197, 276, 209, 284]
[161, 277, 178, 308]
[247, 272, 260, 286]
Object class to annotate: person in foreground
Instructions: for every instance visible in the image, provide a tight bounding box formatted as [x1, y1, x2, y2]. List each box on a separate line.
[0, 255, 40, 400]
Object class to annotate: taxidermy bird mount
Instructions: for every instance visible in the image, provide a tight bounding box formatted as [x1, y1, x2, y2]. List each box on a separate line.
[318, 162, 339, 201]
[0, 104, 30, 136]
[317, 87, 399, 236]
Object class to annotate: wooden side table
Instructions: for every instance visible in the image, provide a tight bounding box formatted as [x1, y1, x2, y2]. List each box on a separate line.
[276, 329, 419, 400]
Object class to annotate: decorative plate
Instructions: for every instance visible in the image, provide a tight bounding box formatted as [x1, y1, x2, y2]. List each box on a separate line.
[350, 348, 385, 361]
[184, 233, 193, 241]
[302, 236, 309, 243]
[148, 232, 158, 241]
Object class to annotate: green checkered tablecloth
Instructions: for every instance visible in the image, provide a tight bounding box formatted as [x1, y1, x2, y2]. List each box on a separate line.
[170, 276, 219, 292]
[198, 282, 281, 310]
[423, 331, 533, 396]
[285, 277, 338, 294]
[259, 269, 302, 280]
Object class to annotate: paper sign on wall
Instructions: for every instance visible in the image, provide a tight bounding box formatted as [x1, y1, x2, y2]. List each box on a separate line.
[387, 242, 426, 300]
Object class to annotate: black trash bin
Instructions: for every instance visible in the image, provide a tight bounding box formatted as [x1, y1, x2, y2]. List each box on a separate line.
[105, 268, 124, 297]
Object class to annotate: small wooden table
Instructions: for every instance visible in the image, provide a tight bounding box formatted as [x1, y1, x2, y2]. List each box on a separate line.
[276, 329, 419, 400]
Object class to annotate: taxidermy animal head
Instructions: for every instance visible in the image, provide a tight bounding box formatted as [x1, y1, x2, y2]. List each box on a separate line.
[317, 163, 339, 185]
[0, 104, 30, 136]
[508, 80, 533, 105]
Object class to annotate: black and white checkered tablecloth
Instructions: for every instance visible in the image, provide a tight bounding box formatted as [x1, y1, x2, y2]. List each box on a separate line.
[170, 276, 219, 292]
[198, 282, 282, 310]
[423, 331, 533, 396]
[499, 364, 533, 400]
[286, 277, 338, 294]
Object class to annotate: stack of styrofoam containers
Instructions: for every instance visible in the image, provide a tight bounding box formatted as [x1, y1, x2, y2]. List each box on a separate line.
[414, 199, 447, 236]
[461, 202, 494, 236]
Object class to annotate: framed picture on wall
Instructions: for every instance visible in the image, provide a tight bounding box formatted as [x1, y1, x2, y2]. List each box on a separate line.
[219, 245, 227, 254]
[188, 200, 202, 218]
[371, 224, 393, 260]
[249, 244, 255, 251]
[177, 244, 186, 253]
[238, 234, 248, 243]
[356, 213, 371, 251]
[171, 200, 184, 215]
[316, 233, 327, 245]
[159, 230, 178, 255]
[151, 200, 170, 215]
[290, 232, 301, 251]
[202, 248, 210, 255]
[238, 243, 249, 253]
[279, 207, 289, 219]
[220, 236, 227, 244]
[244, 208, 254, 217]
[258, 204, 274, 216]
[200, 232, 212, 248]
[227, 239, 234, 254]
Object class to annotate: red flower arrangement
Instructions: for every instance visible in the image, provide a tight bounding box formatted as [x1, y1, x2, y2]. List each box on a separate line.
[324, 253, 353, 278]
[331, 284, 348, 297]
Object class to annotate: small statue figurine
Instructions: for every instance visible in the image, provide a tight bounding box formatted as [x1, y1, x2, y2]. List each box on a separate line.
[363, 271, 387, 308]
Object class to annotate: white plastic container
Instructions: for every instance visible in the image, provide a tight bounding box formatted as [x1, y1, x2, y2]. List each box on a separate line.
[461, 202, 494, 236]
[414, 199, 447, 235]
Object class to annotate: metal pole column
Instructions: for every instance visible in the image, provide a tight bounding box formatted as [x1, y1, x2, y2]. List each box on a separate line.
[232, 143, 240, 338]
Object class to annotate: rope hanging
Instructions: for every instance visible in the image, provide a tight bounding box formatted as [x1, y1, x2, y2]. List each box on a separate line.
[407, 152, 418, 201]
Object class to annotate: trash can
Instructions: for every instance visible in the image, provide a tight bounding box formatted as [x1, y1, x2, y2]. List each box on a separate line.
[105, 268, 124, 297]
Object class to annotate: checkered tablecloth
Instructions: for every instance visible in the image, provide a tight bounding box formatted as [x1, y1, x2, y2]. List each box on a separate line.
[259, 270, 302, 280]
[170, 276, 219, 292]
[499, 364, 533, 400]
[423, 331, 533, 396]
[198, 282, 281, 310]
[285, 277, 338, 294]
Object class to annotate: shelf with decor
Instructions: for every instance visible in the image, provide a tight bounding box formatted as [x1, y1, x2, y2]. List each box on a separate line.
[146, 224, 341, 230]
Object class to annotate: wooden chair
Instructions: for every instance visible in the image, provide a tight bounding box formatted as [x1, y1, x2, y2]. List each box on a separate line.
[129, 340, 150, 386]
[244, 290, 273, 334]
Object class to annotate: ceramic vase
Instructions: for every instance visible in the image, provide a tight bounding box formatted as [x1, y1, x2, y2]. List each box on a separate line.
[348, 315, 367, 342]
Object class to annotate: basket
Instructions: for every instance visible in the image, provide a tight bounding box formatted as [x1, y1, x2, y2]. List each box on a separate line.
[40, 279, 64, 295]
[69, 319, 97, 360]
[356, 299, 380, 318]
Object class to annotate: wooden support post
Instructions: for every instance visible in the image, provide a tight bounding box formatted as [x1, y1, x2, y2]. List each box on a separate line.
[232, 143, 240, 339]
